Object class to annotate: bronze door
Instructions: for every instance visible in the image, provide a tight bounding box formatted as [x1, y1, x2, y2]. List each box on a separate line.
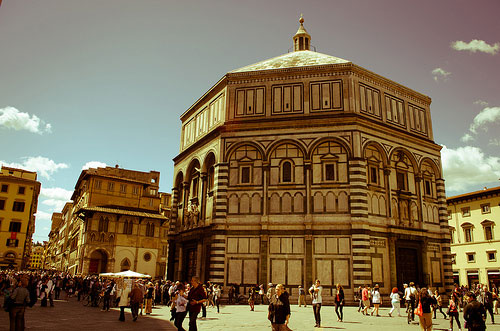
[183, 246, 197, 281]
[396, 246, 421, 288]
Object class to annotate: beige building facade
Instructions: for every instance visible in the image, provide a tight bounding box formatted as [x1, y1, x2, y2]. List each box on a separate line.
[168, 18, 453, 301]
[28, 242, 44, 270]
[0, 166, 41, 270]
[447, 186, 500, 288]
[45, 166, 170, 277]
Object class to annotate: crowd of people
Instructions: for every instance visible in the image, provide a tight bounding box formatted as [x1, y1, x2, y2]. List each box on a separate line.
[2, 268, 500, 331]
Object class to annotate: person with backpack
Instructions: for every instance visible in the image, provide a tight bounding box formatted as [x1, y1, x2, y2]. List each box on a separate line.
[9, 277, 30, 331]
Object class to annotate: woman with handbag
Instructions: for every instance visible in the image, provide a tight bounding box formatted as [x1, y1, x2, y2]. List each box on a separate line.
[334, 284, 344, 322]
[416, 288, 437, 331]
[268, 284, 291, 331]
[447, 294, 461, 331]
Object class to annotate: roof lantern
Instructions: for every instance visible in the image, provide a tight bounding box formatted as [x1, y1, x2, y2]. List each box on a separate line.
[293, 14, 311, 51]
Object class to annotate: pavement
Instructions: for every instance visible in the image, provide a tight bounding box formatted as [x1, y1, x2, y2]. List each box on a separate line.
[1, 298, 499, 331]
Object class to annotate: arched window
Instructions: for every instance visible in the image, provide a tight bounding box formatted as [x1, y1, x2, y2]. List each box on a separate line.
[282, 161, 292, 183]
[120, 258, 130, 271]
[146, 222, 155, 237]
[123, 220, 132, 235]
[208, 166, 215, 191]
[98, 217, 108, 232]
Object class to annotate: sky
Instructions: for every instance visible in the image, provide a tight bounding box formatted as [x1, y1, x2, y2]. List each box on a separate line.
[1, 0, 499, 242]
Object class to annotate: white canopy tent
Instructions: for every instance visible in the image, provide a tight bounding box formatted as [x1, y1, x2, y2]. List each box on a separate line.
[99, 270, 152, 278]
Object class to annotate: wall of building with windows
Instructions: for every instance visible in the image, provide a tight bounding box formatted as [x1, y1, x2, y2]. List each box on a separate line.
[447, 186, 500, 288]
[0, 166, 40, 270]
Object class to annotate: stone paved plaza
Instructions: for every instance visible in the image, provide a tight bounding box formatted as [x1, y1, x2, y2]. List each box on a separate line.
[1, 298, 499, 331]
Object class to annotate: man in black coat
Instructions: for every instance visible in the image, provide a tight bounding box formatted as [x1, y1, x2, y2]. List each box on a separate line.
[483, 288, 494, 324]
[464, 292, 487, 331]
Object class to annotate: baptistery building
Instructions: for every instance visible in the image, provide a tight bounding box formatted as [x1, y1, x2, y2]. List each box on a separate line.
[168, 17, 452, 301]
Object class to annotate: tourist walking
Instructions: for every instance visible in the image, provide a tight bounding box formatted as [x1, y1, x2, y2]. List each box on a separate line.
[298, 286, 306, 307]
[117, 283, 131, 322]
[447, 294, 461, 331]
[463, 292, 487, 331]
[483, 287, 494, 324]
[102, 281, 113, 312]
[9, 277, 30, 331]
[389, 287, 401, 317]
[309, 279, 323, 327]
[145, 282, 154, 315]
[174, 286, 188, 331]
[213, 284, 221, 313]
[370, 285, 381, 316]
[361, 284, 370, 315]
[248, 286, 256, 311]
[259, 284, 265, 304]
[187, 276, 207, 331]
[433, 290, 447, 319]
[129, 282, 143, 322]
[268, 284, 291, 331]
[335, 284, 344, 322]
[417, 288, 436, 331]
[356, 286, 363, 312]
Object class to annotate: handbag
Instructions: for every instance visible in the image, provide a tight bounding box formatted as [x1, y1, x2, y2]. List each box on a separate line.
[414, 301, 423, 317]
[4, 296, 14, 312]
[267, 303, 274, 322]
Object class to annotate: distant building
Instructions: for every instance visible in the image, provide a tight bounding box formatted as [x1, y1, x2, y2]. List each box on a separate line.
[45, 165, 169, 277]
[168, 17, 452, 301]
[0, 166, 41, 270]
[447, 186, 500, 288]
[28, 242, 44, 270]
[45, 212, 62, 270]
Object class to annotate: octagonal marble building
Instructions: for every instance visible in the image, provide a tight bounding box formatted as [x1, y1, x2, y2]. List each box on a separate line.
[167, 17, 453, 302]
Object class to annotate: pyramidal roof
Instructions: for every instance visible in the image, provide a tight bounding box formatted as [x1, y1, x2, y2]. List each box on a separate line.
[230, 15, 350, 73]
[230, 50, 350, 73]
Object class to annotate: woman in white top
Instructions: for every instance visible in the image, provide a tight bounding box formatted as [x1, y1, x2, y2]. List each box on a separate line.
[370, 285, 382, 317]
[389, 287, 401, 317]
[174, 287, 189, 331]
[309, 279, 323, 327]
[213, 284, 221, 313]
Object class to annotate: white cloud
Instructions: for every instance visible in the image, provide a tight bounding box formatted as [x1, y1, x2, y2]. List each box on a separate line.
[35, 210, 53, 222]
[0, 106, 52, 134]
[40, 187, 73, 211]
[40, 187, 73, 201]
[431, 68, 451, 81]
[441, 145, 500, 192]
[469, 106, 500, 133]
[489, 138, 500, 146]
[0, 156, 69, 180]
[460, 106, 500, 141]
[41, 199, 68, 211]
[82, 161, 107, 170]
[474, 100, 489, 107]
[460, 133, 474, 142]
[451, 39, 500, 55]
